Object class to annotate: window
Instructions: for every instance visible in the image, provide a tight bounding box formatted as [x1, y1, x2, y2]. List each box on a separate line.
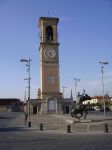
[46, 26, 53, 41]
[48, 75, 54, 84]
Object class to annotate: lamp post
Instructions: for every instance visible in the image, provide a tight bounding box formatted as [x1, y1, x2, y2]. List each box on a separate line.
[24, 87, 28, 103]
[99, 61, 109, 117]
[20, 58, 32, 127]
[24, 87, 28, 113]
[74, 78, 80, 101]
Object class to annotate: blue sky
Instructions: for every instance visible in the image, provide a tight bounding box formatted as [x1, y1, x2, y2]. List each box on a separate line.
[0, 0, 112, 100]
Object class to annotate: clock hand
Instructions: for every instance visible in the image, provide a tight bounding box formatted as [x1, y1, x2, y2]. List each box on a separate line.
[49, 51, 52, 56]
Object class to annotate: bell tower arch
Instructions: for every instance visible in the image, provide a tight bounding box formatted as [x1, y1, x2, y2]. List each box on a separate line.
[46, 26, 53, 41]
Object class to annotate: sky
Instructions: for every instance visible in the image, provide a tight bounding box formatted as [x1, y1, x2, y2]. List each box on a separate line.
[0, 0, 112, 100]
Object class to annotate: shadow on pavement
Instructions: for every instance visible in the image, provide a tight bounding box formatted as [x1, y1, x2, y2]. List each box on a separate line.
[0, 116, 15, 119]
[0, 127, 33, 132]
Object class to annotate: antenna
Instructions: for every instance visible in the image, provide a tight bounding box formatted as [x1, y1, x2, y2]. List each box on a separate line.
[47, 10, 50, 17]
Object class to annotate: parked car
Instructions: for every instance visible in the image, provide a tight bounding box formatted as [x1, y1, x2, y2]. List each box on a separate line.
[87, 108, 95, 111]
[94, 106, 100, 111]
[100, 107, 110, 112]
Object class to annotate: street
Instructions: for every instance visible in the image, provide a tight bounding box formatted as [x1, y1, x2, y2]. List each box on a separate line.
[0, 112, 112, 150]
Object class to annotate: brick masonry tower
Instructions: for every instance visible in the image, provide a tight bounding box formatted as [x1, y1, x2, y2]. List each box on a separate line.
[38, 17, 63, 114]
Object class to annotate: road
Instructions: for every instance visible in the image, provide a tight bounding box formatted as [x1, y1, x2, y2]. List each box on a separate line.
[0, 112, 112, 150]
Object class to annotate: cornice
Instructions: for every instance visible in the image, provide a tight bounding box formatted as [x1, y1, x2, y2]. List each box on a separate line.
[40, 42, 59, 46]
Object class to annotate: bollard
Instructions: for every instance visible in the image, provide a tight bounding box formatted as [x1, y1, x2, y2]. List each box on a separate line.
[28, 121, 31, 127]
[40, 123, 43, 130]
[104, 123, 108, 133]
[67, 124, 71, 133]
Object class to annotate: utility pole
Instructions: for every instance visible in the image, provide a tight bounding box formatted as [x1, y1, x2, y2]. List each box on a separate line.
[62, 86, 67, 98]
[99, 61, 109, 117]
[74, 78, 80, 101]
[21, 58, 32, 127]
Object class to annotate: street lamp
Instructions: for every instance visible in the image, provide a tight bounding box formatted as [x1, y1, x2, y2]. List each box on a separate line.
[20, 58, 32, 127]
[99, 61, 109, 117]
[74, 78, 80, 101]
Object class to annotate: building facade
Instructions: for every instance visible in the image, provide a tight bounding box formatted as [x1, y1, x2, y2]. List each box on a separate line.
[83, 95, 111, 106]
[0, 98, 24, 112]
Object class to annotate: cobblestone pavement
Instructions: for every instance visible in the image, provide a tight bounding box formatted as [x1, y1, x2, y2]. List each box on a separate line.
[30, 111, 112, 133]
[0, 112, 112, 150]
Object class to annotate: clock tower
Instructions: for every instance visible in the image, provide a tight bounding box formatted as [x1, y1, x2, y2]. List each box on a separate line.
[38, 17, 62, 114]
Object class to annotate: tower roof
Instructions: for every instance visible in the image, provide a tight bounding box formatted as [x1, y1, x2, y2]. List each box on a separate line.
[39, 16, 59, 21]
[39, 17, 59, 27]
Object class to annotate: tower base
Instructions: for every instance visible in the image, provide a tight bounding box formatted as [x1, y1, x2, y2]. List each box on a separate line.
[40, 95, 63, 115]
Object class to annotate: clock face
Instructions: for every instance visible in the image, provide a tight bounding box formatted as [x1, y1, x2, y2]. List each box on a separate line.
[45, 48, 56, 59]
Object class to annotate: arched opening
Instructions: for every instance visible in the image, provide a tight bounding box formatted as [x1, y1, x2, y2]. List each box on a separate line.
[46, 26, 53, 41]
[48, 99, 55, 112]
[47, 97, 57, 113]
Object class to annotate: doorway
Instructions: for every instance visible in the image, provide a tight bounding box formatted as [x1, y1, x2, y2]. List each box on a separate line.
[33, 107, 37, 114]
[66, 106, 69, 114]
